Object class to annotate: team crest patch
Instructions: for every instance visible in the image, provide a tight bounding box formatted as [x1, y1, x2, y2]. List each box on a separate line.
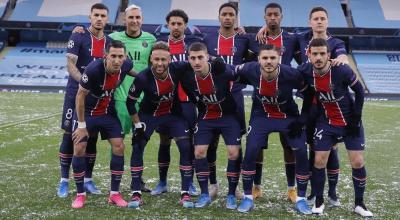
[81, 73, 88, 83]
[142, 40, 148, 48]
[232, 46, 237, 53]
[67, 40, 74, 49]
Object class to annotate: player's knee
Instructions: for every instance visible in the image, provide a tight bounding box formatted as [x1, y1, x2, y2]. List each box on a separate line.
[350, 154, 364, 168]
[73, 143, 86, 156]
[227, 147, 239, 160]
[112, 140, 125, 156]
[283, 148, 295, 162]
[256, 150, 264, 162]
[195, 147, 207, 159]
[314, 153, 328, 169]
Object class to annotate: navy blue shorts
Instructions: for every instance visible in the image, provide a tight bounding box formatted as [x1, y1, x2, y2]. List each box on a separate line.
[60, 91, 77, 132]
[156, 102, 197, 135]
[246, 116, 307, 150]
[72, 114, 123, 140]
[313, 121, 365, 151]
[139, 113, 190, 139]
[194, 115, 241, 146]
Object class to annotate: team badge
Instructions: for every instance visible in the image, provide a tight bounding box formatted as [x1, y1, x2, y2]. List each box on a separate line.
[67, 40, 74, 49]
[232, 46, 237, 53]
[81, 73, 88, 83]
[142, 40, 148, 48]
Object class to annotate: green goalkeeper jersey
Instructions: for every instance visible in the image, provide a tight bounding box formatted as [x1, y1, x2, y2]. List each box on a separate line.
[110, 31, 156, 102]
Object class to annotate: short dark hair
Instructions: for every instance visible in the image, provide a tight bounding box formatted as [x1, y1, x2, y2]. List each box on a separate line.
[91, 3, 109, 13]
[166, 9, 189, 24]
[151, 41, 170, 53]
[219, 2, 238, 15]
[259, 44, 281, 55]
[188, 42, 208, 53]
[308, 38, 330, 52]
[106, 40, 126, 53]
[309, 6, 328, 19]
[264, 3, 282, 14]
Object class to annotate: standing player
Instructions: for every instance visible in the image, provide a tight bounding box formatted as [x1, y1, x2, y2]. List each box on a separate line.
[231, 44, 312, 214]
[151, 9, 202, 196]
[72, 4, 157, 192]
[108, 4, 156, 193]
[180, 42, 242, 209]
[203, 2, 252, 198]
[71, 40, 136, 208]
[57, 3, 110, 198]
[297, 7, 349, 206]
[300, 38, 373, 217]
[126, 42, 194, 208]
[250, 2, 301, 202]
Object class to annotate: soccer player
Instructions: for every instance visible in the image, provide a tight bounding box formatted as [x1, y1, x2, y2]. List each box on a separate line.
[180, 42, 242, 209]
[72, 4, 157, 192]
[202, 2, 252, 198]
[109, 4, 156, 193]
[71, 40, 136, 208]
[151, 9, 202, 196]
[231, 44, 312, 214]
[297, 7, 349, 206]
[126, 42, 194, 208]
[250, 2, 302, 202]
[57, 3, 110, 198]
[299, 38, 373, 217]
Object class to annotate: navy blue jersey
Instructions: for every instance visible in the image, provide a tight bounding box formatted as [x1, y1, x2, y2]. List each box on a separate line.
[127, 62, 190, 117]
[66, 29, 112, 91]
[297, 30, 347, 64]
[203, 32, 251, 92]
[80, 59, 133, 116]
[180, 63, 237, 120]
[249, 30, 299, 66]
[234, 62, 306, 118]
[157, 34, 203, 102]
[299, 63, 360, 126]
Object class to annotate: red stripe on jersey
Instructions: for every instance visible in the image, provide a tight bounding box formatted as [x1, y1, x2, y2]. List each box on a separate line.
[218, 34, 235, 56]
[154, 73, 174, 117]
[90, 35, 106, 58]
[91, 71, 121, 116]
[265, 31, 283, 62]
[313, 70, 346, 126]
[259, 73, 286, 119]
[168, 38, 189, 101]
[195, 73, 222, 119]
[168, 38, 185, 54]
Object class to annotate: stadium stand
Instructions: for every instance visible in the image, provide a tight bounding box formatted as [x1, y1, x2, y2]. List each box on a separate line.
[353, 51, 400, 94]
[239, 0, 348, 27]
[128, 0, 227, 26]
[7, 0, 119, 24]
[349, 0, 400, 28]
[0, 42, 68, 90]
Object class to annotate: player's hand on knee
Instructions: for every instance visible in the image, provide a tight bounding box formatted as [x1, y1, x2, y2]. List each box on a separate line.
[72, 128, 89, 145]
[288, 119, 304, 139]
[345, 114, 361, 137]
[132, 122, 147, 146]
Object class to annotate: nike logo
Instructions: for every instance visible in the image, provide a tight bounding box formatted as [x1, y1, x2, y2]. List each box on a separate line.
[184, 129, 190, 133]
[236, 138, 241, 141]
[361, 144, 366, 147]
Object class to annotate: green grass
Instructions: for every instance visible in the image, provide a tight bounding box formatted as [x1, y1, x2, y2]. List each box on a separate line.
[0, 92, 399, 219]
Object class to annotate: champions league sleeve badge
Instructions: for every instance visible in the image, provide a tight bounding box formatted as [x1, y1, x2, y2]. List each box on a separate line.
[81, 73, 88, 83]
[67, 40, 74, 49]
